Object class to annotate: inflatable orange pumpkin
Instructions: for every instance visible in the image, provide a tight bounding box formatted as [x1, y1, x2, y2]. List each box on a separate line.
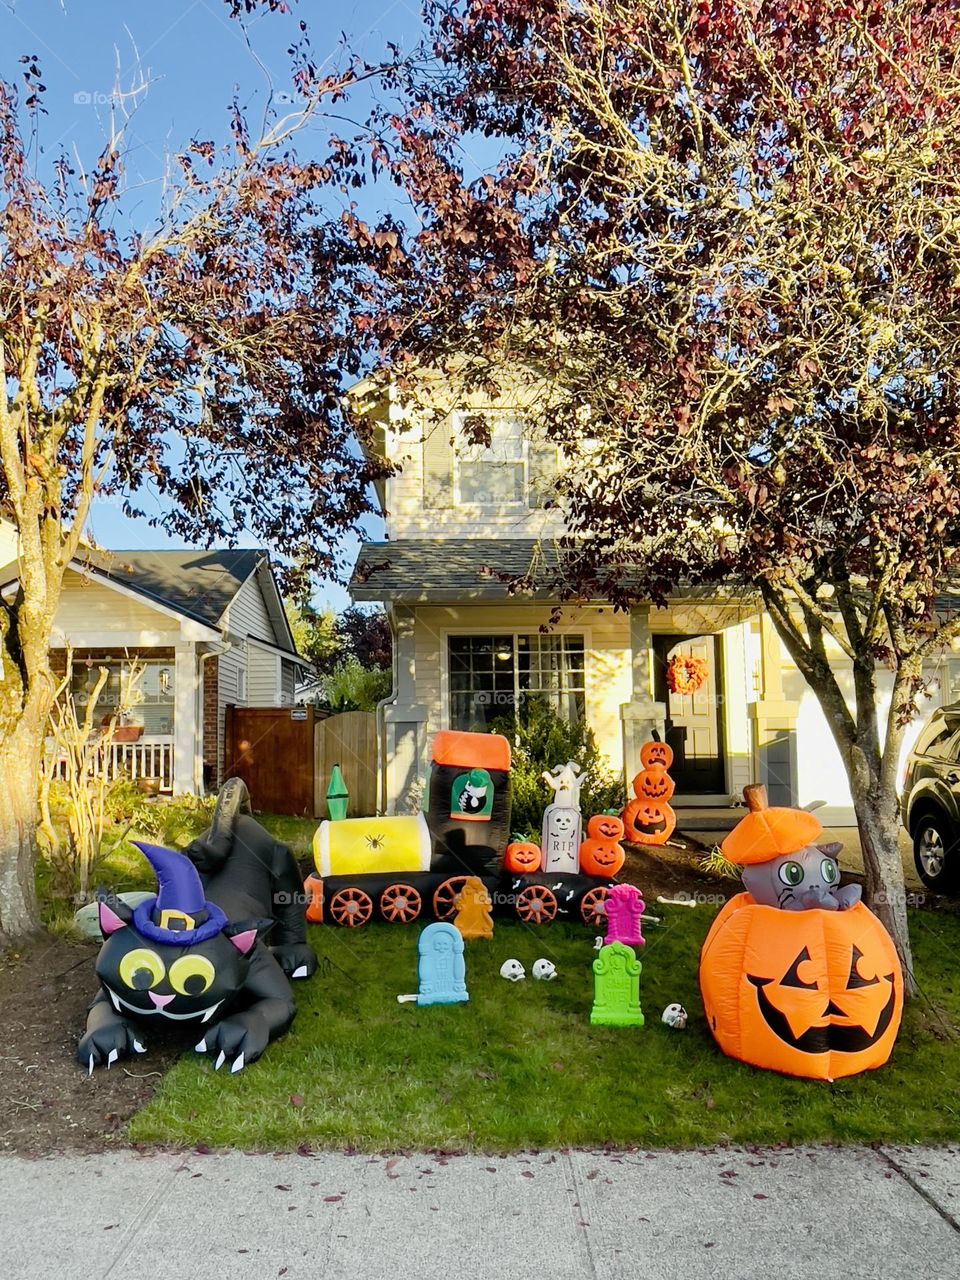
[700, 892, 903, 1080]
[622, 798, 676, 846]
[503, 838, 542, 875]
[640, 739, 673, 771]
[722, 784, 822, 866]
[633, 765, 675, 802]
[579, 814, 625, 878]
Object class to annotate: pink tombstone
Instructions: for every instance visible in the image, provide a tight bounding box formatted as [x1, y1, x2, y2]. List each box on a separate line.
[604, 883, 646, 948]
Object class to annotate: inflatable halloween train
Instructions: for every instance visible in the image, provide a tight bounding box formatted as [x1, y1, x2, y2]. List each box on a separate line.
[303, 731, 617, 928]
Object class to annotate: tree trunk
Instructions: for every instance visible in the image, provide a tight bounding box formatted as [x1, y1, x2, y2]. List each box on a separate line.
[0, 723, 44, 947]
[847, 752, 916, 997]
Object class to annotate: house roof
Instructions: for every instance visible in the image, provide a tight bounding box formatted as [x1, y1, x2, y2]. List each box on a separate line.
[350, 539, 567, 602]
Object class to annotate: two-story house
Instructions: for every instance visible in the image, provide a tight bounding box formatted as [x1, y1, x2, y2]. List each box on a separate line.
[348, 366, 960, 824]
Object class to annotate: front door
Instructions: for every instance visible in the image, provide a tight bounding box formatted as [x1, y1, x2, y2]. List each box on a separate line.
[652, 634, 725, 794]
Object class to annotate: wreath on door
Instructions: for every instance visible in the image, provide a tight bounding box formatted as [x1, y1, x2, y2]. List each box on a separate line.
[666, 653, 709, 696]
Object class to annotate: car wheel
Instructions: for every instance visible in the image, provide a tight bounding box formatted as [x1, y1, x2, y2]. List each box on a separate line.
[913, 813, 960, 892]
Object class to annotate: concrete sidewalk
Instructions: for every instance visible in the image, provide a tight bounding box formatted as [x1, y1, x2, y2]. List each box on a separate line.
[1, 1145, 957, 1279]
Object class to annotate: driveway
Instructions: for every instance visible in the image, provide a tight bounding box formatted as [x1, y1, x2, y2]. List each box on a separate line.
[1, 1145, 957, 1279]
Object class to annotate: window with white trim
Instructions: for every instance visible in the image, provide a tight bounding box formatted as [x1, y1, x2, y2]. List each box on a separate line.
[454, 413, 526, 506]
[448, 633, 586, 730]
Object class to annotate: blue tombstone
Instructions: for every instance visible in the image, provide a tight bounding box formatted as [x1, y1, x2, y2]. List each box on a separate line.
[416, 922, 469, 1006]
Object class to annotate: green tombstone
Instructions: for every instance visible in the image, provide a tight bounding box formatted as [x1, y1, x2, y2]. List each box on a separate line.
[590, 941, 644, 1028]
[326, 764, 349, 821]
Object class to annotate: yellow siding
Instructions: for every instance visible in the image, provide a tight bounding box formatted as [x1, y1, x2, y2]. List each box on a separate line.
[412, 602, 632, 770]
[53, 570, 181, 636]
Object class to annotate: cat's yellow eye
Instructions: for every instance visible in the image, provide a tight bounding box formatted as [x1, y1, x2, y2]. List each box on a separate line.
[119, 948, 165, 991]
[169, 954, 215, 996]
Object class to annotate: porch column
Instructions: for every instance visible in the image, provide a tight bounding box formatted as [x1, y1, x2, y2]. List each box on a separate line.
[748, 614, 799, 805]
[620, 606, 667, 780]
[173, 641, 198, 795]
[383, 606, 427, 815]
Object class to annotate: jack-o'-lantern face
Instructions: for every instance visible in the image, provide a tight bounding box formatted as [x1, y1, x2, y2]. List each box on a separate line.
[629, 800, 676, 846]
[588, 815, 624, 842]
[640, 740, 673, 770]
[699, 896, 904, 1080]
[749, 942, 897, 1055]
[503, 840, 541, 874]
[633, 766, 675, 802]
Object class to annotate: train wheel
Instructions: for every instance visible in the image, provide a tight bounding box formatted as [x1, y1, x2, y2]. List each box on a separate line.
[580, 886, 610, 927]
[380, 883, 422, 924]
[515, 884, 558, 924]
[433, 876, 470, 921]
[329, 887, 373, 928]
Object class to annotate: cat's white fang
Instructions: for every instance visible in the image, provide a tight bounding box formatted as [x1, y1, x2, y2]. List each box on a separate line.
[195, 1038, 207, 1054]
[214, 1050, 226, 1070]
[230, 1053, 244, 1074]
[292, 965, 308, 979]
[201, 1002, 221, 1023]
[109, 989, 122, 1012]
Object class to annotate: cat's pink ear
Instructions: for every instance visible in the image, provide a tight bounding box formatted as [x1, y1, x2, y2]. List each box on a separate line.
[99, 901, 129, 936]
[227, 928, 257, 955]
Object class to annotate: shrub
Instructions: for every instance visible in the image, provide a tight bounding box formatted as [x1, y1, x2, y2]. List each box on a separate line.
[490, 698, 624, 839]
[319, 657, 392, 712]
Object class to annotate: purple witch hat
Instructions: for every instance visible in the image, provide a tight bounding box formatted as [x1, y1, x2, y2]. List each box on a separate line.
[130, 842, 228, 946]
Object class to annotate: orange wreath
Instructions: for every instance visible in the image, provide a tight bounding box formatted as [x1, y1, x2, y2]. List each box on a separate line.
[666, 654, 708, 695]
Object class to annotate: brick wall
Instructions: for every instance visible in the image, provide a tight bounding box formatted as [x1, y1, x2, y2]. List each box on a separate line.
[202, 656, 219, 783]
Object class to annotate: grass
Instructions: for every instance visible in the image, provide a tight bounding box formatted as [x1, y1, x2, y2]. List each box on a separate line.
[127, 903, 960, 1152]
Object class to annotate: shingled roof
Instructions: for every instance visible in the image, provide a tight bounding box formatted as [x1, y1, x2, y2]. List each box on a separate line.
[349, 539, 566, 602]
[76, 548, 265, 629]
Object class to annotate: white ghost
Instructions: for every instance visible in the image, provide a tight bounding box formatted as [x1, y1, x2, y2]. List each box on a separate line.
[499, 958, 525, 982]
[532, 958, 557, 981]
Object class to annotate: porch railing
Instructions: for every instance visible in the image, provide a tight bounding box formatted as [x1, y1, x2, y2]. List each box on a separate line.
[107, 736, 175, 792]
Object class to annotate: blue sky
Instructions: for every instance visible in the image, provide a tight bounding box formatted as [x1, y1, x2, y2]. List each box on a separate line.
[0, 0, 428, 609]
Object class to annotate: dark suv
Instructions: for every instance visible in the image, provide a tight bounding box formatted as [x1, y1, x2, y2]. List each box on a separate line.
[901, 704, 960, 892]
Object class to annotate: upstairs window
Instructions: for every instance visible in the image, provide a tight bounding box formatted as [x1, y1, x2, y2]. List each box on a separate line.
[455, 413, 526, 506]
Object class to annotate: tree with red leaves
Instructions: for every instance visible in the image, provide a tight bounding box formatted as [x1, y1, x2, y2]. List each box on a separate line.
[0, 29, 396, 942]
[353, 0, 960, 986]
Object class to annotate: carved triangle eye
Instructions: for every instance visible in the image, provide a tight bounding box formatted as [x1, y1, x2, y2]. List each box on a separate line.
[846, 945, 880, 990]
[780, 946, 820, 991]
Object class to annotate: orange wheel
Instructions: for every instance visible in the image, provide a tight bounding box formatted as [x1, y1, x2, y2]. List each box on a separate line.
[328, 887, 373, 928]
[304, 873, 324, 924]
[432, 876, 470, 921]
[515, 884, 558, 924]
[580, 886, 610, 927]
[380, 883, 422, 924]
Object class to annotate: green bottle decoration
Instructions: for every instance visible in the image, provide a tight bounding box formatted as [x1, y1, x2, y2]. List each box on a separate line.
[326, 764, 349, 821]
[590, 942, 644, 1028]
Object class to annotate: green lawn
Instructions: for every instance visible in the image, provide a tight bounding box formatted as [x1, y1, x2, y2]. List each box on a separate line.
[127, 904, 960, 1152]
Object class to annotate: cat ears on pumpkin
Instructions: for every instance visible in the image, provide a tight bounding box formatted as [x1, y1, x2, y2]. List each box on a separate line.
[96, 891, 133, 937]
[818, 842, 843, 857]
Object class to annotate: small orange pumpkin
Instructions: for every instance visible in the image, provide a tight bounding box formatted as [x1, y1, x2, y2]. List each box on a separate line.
[722, 783, 822, 865]
[640, 739, 673, 771]
[579, 814, 625, 878]
[700, 893, 903, 1080]
[622, 798, 676, 846]
[633, 765, 675, 802]
[503, 836, 542, 875]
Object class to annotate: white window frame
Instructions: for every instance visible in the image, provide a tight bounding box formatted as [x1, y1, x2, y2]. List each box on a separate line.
[452, 410, 529, 510]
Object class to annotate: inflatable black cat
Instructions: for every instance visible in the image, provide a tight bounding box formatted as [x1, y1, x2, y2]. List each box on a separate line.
[78, 779, 317, 1075]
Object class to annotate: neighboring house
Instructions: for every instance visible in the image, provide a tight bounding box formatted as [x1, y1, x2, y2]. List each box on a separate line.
[348, 372, 960, 824]
[1, 546, 307, 794]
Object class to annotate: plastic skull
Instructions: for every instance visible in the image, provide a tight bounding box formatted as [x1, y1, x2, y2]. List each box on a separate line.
[661, 1002, 688, 1029]
[499, 958, 525, 982]
[532, 958, 557, 981]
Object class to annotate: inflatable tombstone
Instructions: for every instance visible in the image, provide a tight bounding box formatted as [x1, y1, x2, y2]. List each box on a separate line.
[541, 761, 587, 873]
[78, 779, 316, 1074]
[699, 785, 903, 1081]
[425, 731, 512, 876]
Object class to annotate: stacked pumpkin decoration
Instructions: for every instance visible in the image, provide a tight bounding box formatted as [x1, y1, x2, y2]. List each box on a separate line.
[578, 813, 626, 878]
[699, 784, 904, 1081]
[622, 739, 677, 846]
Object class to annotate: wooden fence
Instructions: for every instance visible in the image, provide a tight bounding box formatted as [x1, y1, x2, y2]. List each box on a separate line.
[224, 705, 377, 818]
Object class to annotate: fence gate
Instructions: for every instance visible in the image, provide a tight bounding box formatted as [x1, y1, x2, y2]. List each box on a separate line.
[224, 705, 316, 816]
[315, 710, 378, 818]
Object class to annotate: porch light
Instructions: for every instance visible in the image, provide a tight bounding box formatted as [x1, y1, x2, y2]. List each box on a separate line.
[496, 646, 512, 662]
